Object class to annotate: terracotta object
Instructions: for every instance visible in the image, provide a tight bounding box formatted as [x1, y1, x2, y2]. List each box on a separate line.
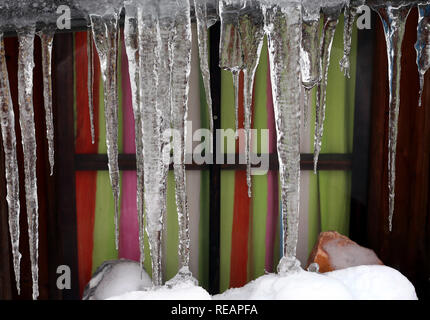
[306, 231, 383, 273]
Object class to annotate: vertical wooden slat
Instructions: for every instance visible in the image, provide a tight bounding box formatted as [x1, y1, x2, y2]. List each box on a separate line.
[209, 22, 221, 295]
[52, 33, 80, 300]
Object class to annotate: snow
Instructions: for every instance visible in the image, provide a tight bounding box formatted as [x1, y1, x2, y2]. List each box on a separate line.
[108, 279, 211, 300]
[214, 271, 354, 300]
[323, 238, 382, 269]
[95, 263, 416, 300]
[326, 265, 418, 300]
[83, 260, 152, 300]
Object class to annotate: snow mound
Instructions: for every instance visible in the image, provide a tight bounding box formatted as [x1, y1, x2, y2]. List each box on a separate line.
[214, 265, 417, 300]
[83, 259, 152, 300]
[326, 265, 418, 300]
[108, 279, 211, 300]
[87, 261, 417, 300]
[213, 271, 354, 300]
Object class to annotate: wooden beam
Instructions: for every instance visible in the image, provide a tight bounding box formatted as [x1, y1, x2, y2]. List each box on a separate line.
[74, 153, 352, 171]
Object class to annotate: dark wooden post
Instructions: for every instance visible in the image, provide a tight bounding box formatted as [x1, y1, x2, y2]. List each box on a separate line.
[209, 22, 221, 295]
[349, 12, 376, 245]
[52, 33, 80, 300]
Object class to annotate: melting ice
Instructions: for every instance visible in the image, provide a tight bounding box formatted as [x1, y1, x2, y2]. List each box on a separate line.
[0, 0, 427, 296]
[263, 0, 302, 274]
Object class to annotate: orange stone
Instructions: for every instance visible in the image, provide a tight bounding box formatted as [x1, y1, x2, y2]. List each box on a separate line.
[306, 231, 383, 273]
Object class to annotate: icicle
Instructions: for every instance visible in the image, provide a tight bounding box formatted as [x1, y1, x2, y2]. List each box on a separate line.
[340, 0, 363, 78]
[415, 3, 430, 107]
[300, 0, 321, 129]
[313, 2, 343, 174]
[37, 29, 55, 176]
[0, 33, 21, 294]
[17, 26, 39, 300]
[124, 1, 145, 268]
[303, 87, 311, 129]
[372, 2, 412, 231]
[153, 0, 177, 285]
[263, 0, 302, 274]
[139, 0, 164, 286]
[238, 0, 265, 198]
[219, 0, 244, 139]
[194, 0, 214, 134]
[163, 0, 199, 286]
[90, 12, 121, 249]
[171, 0, 194, 279]
[87, 31, 95, 144]
[233, 70, 240, 138]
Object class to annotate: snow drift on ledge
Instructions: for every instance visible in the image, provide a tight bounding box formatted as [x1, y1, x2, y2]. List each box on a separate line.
[102, 265, 417, 300]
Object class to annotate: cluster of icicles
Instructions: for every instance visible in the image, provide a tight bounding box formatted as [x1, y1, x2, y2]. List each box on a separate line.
[1, 0, 429, 299]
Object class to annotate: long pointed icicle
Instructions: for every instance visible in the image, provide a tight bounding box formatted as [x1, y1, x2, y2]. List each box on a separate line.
[17, 26, 39, 300]
[139, 0, 164, 286]
[415, 3, 430, 107]
[313, 3, 343, 174]
[232, 70, 240, 137]
[90, 12, 121, 249]
[124, 1, 145, 268]
[38, 29, 55, 175]
[300, 0, 321, 129]
[264, 0, 302, 274]
[238, 0, 265, 198]
[340, 0, 363, 78]
[219, 0, 244, 138]
[153, 0, 176, 285]
[167, 0, 196, 284]
[373, 2, 412, 231]
[87, 30, 95, 144]
[0, 33, 21, 295]
[194, 0, 214, 134]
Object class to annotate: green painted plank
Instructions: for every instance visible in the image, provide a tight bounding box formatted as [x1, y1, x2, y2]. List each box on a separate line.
[219, 68, 236, 292]
[198, 50, 211, 289]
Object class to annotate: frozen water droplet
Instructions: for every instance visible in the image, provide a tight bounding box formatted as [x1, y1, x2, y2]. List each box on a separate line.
[307, 262, 320, 273]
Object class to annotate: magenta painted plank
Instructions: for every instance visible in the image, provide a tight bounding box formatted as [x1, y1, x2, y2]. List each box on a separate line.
[265, 56, 279, 273]
[119, 37, 140, 261]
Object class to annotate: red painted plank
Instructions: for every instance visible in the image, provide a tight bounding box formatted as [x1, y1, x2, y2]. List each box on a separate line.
[229, 72, 252, 288]
[74, 31, 100, 296]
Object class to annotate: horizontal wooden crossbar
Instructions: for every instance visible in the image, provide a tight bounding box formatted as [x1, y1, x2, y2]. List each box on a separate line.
[74, 153, 352, 171]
